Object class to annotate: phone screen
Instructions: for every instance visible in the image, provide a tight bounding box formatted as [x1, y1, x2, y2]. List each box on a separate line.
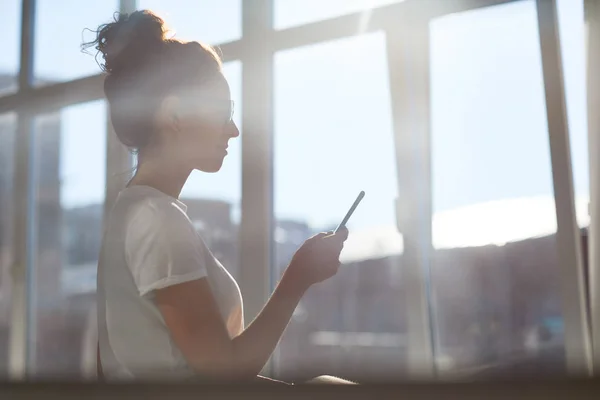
[334, 191, 365, 233]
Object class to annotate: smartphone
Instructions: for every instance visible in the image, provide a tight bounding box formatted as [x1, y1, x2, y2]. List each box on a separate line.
[334, 191, 365, 233]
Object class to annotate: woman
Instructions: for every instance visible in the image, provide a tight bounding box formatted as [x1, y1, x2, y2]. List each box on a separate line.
[89, 10, 350, 383]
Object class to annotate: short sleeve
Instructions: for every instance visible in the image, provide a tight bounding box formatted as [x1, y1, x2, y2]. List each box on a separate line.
[124, 198, 208, 296]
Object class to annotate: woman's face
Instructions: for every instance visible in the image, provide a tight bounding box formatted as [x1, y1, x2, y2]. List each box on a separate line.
[172, 72, 239, 173]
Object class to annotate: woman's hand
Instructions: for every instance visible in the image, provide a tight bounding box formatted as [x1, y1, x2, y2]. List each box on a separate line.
[283, 227, 349, 292]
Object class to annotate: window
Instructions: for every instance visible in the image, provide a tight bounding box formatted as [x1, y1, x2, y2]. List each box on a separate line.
[30, 101, 106, 377]
[0, 113, 16, 375]
[557, 0, 587, 226]
[0, 0, 20, 94]
[429, 1, 568, 376]
[180, 61, 242, 279]
[137, 0, 242, 45]
[273, 33, 404, 382]
[274, 0, 405, 30]
[34, 0, 119, 86]
[2, 0, 589, 382]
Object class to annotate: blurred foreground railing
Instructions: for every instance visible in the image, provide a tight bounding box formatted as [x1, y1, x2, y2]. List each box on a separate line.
[2, 379, 600, 400]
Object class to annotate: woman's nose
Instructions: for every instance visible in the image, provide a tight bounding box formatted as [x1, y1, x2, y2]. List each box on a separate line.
[228, 122, 240, 138]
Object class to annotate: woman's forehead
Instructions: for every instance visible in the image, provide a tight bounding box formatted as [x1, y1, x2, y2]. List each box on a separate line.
[182, 73, 230, 101]
[202, 72, 230, 97]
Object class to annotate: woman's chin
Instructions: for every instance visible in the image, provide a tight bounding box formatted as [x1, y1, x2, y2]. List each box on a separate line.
[196, 159, 225, 173]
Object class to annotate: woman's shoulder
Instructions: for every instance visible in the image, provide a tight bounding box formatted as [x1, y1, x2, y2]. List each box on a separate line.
[115, 186, 193, 234]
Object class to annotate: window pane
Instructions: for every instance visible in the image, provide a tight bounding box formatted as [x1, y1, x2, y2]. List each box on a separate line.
[0, 0, 20, 94]
[274, 33, 403, 382]
[275, 0, 405, 30]
[429, 1, 568, 376]
[557, 0, 588, 226]
[0, 113, 16, 376]
[31, 101, 106, 377]
[180, 61, 242, 279]
[34, 0, 119, 86]
[137, 0, 242, 45]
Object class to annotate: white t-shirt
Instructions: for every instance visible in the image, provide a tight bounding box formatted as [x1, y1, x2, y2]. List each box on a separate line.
[97, 185, 244, 380]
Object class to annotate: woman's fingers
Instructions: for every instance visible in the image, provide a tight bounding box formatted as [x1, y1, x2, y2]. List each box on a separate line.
[335, 226, 349, 242]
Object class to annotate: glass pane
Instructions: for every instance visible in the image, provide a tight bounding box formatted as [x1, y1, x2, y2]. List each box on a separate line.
[180, 61, 242, 279]
[0, 113, 16, 376]
[275, 0, 405, 30]
[429, 0, 567, 376]
[34, 0, 119, 86]
[31, 101, 106, 377]
[557, 0, 588, 226]
[0, 0, 20, 94]
[137, 0, 242, 45]
[273, 33, 403, 382]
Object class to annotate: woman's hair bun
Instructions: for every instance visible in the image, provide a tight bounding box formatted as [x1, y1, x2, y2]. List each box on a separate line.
[82, 10, 224, 151]
[85, 10, 169, 75]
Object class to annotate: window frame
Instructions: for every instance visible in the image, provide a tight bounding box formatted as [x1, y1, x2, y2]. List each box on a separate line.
[585, 0, 600, 371]
[2, 0, 592, 379]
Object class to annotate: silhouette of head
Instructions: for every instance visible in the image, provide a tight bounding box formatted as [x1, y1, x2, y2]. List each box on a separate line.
[85, 10, 238, 173]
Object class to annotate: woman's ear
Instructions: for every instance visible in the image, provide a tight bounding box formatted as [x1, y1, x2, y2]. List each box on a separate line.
[157, 95, 181, 133]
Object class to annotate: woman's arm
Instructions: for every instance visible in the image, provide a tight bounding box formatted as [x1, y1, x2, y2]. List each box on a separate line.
[155, 229, 347, 381]
[231, 274, 304, 376]
[155, 269, 303, 381]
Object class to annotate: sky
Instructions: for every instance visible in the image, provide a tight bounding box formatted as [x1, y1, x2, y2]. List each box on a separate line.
[0, 0, 589, 245]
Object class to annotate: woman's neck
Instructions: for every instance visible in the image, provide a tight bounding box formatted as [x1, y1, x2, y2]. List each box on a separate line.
[128, 153, 191, 199]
